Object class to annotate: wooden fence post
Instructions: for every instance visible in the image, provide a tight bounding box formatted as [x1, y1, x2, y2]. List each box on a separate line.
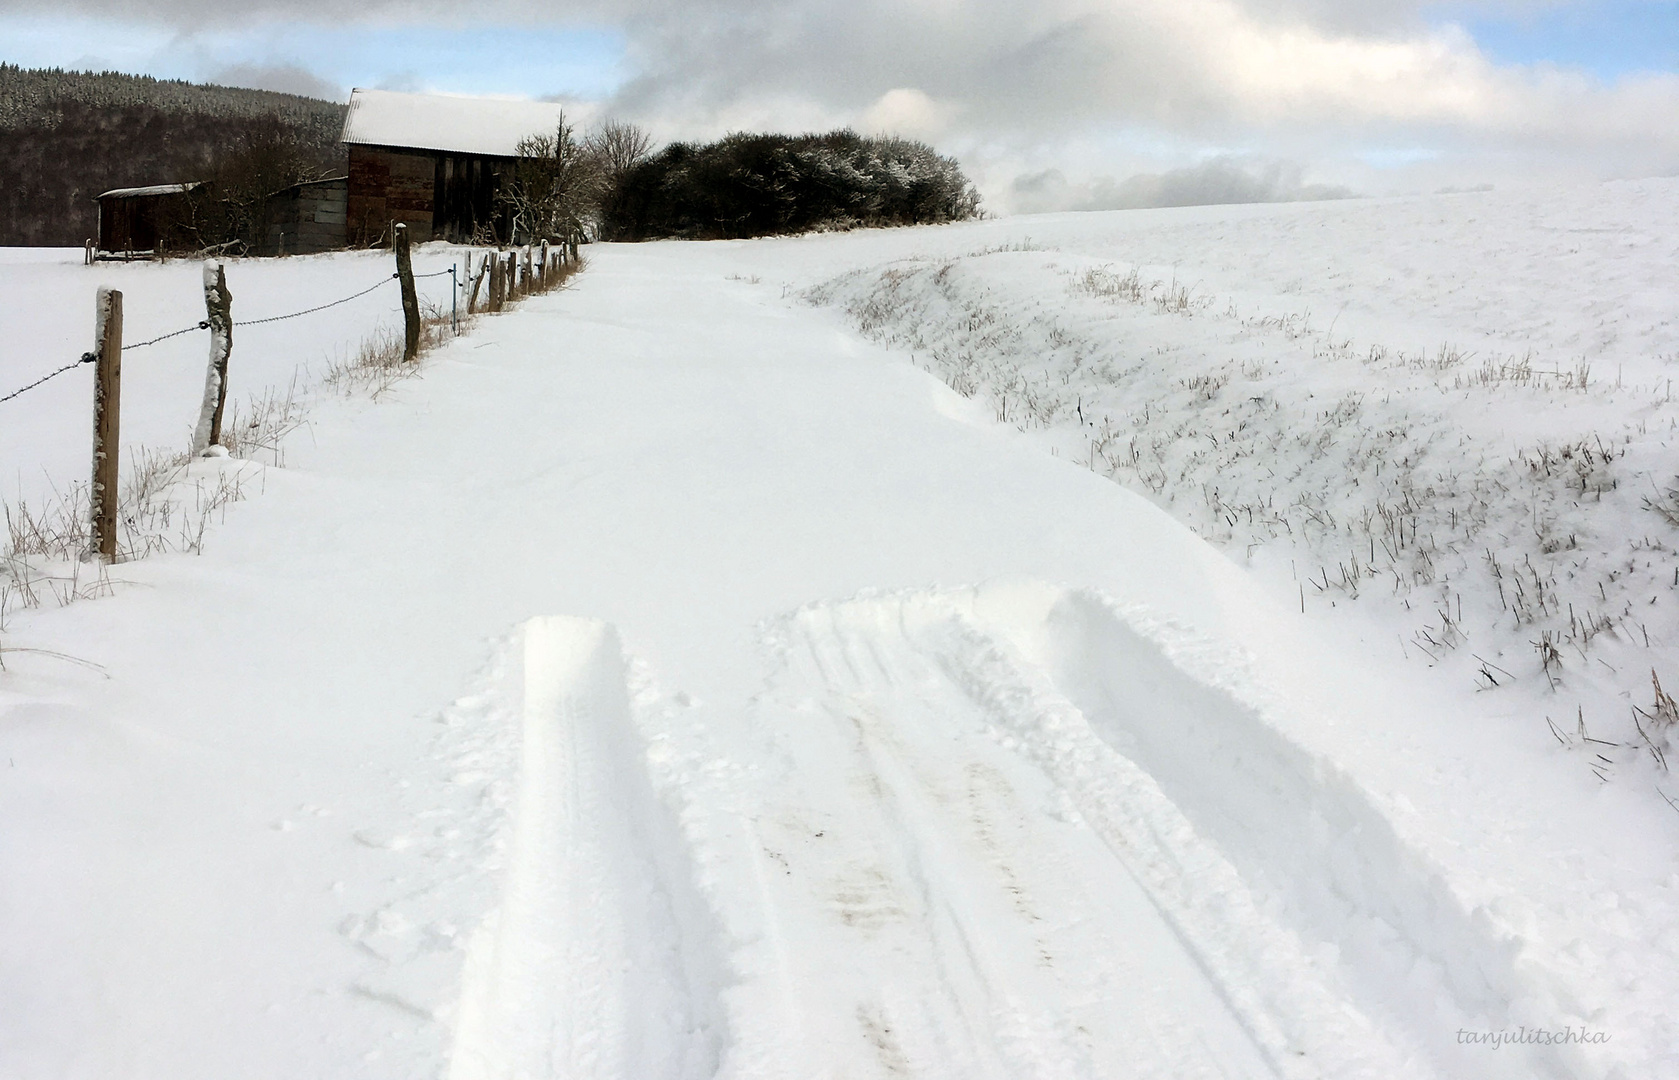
[192, 261, 233, 454]
[90, 287, 122, 562]
[468, 253, 488, 314]
[395, 223, 420, 362]
[523, 246, 533, 296]
[489, 252, 504, 312]
[539, 240, 549, 288]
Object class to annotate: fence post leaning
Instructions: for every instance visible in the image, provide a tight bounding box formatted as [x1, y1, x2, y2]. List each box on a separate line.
[193, 261, 233, 455]
[394, 223, 420, 362]
[90, 287, 122, 562]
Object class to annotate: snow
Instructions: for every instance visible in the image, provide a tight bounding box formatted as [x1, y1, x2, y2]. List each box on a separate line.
[96, 183, 202, 200]
[3, 180, 1679, 1080]
[0, 244, 464, 515]
[341, 88, 575, 158]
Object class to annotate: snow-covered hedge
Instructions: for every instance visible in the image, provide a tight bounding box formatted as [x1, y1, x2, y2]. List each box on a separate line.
[599, 130, 981, 241]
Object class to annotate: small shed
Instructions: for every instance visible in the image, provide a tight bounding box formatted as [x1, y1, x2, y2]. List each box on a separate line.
[95, 183, 202, 257]
[259, 176, 349, 256]
[339, 89, 573, 245]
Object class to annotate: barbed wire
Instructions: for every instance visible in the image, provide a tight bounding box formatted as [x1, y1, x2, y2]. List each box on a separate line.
[234, 273, 399, 327]
[0, 356, 94, 405]
[0, 266, 458, 406]
[125, 322, 210, 350]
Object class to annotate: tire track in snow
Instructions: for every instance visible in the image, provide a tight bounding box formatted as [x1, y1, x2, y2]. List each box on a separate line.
[447, 617, 726, 1080]
[722, 600, 1292, 1078]
[441, 591, 1578, 1078]
[963, 583, 1599, 1080]
[757, 582, 1595, 1080]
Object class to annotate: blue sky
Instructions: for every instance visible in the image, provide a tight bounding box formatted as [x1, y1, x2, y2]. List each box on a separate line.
[1, 0, 1675, 206]
[0, 16, 627, 101]
[1, 3, 1673, 103]
[1432, 1, 1678, 78]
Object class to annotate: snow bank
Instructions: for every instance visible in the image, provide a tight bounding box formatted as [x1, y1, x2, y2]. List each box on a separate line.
[4, 184, 1677, 1079]
[805, 179, 1679, 768]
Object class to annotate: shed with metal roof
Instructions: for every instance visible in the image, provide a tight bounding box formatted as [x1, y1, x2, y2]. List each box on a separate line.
[95, 182, 203, 257]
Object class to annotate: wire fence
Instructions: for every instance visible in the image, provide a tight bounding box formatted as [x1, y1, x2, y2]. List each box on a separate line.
[0, 358, 93, 405]
[3, 238, 581, 569]
[233, 274, 399, 328]
[0, 271, 418, 406]
[3, 239, 567, 428]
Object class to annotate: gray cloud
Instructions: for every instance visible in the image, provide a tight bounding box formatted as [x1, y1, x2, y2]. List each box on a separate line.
[208, 62, 342, 100]
[1010, 158, 1357, 214]
[4, 0, 1675, 199]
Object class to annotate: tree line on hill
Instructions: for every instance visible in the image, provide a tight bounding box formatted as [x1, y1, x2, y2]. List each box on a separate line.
[505, 122, 980, 243]
[596, 130, 981, 239]
[0, 64, 981, 250]
[0, 64, 343, 247]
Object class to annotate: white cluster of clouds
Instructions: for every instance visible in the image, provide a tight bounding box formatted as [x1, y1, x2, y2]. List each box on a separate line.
[5, 0, 1676, 212]
[1010, 157, 1354, 214]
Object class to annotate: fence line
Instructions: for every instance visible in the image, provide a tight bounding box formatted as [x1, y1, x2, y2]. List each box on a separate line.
[2, 272, 408, 405]
[3, 240, 579, 564]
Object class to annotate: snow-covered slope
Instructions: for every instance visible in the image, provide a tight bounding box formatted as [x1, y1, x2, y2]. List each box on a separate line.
[3, 183, 1677, 1080]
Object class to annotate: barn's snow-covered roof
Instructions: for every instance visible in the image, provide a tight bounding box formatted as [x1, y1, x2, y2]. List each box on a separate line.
[340, 88, 572, 158]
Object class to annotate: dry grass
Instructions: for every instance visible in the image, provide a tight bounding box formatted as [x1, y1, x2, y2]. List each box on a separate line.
[813, 250, 1679, 790]
[2, 249, 588, 628]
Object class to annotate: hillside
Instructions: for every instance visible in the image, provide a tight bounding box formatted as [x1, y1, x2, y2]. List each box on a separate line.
[0, 65, 345, 246]
[4, 183, 1678, 1078]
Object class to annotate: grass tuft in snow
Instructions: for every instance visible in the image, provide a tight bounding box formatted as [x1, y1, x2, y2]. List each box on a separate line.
[809, 249, 1679, 765]
[2, 252, 587, 621]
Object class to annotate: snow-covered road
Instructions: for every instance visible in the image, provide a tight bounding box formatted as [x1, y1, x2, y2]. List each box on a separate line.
[5, 207, 1675, 1079]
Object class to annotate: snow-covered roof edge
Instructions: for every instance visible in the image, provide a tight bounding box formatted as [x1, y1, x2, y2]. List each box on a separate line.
[97, 183, 202, 200]
[340, 88, 573, 159]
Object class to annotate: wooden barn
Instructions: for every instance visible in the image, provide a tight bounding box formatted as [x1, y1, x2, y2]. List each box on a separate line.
[95, 183, 202, 257]
[339, 89, 572, 246]
[258, 176, 349, 256]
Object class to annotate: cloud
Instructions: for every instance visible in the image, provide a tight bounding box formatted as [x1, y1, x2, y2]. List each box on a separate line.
[859, 88, 955, 139]
[592, 0, 1679, 187]
[208, 61, 342, 100]
[1010, 157, 1356, 214]
[3, 0, 1675, 198]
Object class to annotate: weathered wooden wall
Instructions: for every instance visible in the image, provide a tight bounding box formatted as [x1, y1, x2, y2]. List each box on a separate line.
[345, 144, 514, 246]
[435, 152, 507, 243]
[96, 191, 193, 254]
[260, 176, 348, 256]
[347, 145, 436, 246]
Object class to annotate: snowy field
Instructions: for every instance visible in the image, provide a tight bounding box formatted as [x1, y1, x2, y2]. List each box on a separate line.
[3, 181, 1678, 1080]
